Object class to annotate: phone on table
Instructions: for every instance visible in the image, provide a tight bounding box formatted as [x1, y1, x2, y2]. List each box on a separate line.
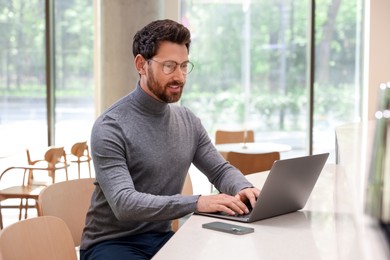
[202, 221, 254, 235]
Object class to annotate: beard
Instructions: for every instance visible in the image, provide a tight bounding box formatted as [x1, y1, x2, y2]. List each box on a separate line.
[146, 68, 184, 103]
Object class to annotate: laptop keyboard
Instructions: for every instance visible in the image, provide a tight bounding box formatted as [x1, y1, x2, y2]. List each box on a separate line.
[217, 209, 252, 218]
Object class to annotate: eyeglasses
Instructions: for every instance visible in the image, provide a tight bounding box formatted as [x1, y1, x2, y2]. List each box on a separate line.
[148, 59, 194, 75]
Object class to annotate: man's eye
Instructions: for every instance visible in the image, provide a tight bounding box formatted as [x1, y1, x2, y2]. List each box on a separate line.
[164, 63, 176, 69]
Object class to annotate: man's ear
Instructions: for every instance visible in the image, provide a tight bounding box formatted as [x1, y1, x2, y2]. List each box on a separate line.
[134, 54, 146, 75]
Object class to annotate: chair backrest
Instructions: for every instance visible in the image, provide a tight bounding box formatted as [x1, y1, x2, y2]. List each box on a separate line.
[38, 178, 95, 246]
[44, 146, 68, 166]
[25, 146, 69, 184]
[226, 151, 280, 175]
[0, 216, 77, 260]
[182, 173, 193, 196]
[215, 130, 255, 145]
[71, 141, 89, 158]
[172, 173, 193, 232]
[26, 146, 68, 167]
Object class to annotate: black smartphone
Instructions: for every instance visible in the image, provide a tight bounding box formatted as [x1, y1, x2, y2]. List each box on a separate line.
[202, 221, 254, 235]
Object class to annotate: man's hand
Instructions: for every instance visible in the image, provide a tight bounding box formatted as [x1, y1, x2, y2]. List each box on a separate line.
[235, 187, 260, 208]
[196, 194, 250, 216]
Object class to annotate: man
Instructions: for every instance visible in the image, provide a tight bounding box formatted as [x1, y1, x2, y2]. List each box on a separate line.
[80, 19, 260, 260]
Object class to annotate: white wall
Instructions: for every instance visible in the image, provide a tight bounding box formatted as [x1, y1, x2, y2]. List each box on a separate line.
[364, 0, 390, 120]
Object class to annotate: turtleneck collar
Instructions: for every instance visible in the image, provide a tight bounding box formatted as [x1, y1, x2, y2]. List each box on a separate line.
[131, 82, 169, 115]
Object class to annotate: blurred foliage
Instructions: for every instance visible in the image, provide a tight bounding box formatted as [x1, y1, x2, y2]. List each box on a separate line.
[181, 0, 362, 134]
[0, 0, 93, 96]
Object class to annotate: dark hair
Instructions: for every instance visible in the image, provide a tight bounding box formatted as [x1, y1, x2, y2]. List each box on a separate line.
[132, 19, 191, 59]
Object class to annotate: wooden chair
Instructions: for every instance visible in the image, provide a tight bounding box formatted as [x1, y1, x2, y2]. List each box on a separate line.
[215, 130, 255, 159]
[38, 178, 95, 247]
[172, 174, 193, 232]
[0, 216, 77, 260]
[215, 130, 255, 145]
[0, 147, 69, 229]
[0, 171, 46, 229]
[26, 146, 70, 184]
[69, 141, 92, 178]
[226, 151, 280, 175]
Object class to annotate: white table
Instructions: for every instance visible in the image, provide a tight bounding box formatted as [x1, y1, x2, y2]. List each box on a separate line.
[215, 142, 292, 154]
[153, 164, 390, 260]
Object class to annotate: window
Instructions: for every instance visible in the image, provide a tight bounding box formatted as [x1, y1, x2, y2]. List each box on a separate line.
[180, 0, 363, 161]
[53, 0, 94, 146]
[0, 0, 94, 157]
[0, 0, 47, 153]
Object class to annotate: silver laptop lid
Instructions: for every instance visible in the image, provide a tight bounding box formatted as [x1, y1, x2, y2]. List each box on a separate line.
[248, 153, 329, 221]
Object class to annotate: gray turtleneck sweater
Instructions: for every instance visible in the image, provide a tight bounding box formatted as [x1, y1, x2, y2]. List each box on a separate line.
[80, 83, 253, 250]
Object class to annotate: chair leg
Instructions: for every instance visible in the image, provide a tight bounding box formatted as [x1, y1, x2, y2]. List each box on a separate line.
[35, 200, 40, 216]
[24, 199, 29, 219]
[0, 203, 3, 229]
[65, 167, 69, 181]
[78, 162, 81, 179]
[18, 199, 23, 220]
[87, 160, 92, 178]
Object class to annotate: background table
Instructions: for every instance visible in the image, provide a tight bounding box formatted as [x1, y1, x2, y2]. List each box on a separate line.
[215, 142, 292, 154]
[153, 164, 390, 260]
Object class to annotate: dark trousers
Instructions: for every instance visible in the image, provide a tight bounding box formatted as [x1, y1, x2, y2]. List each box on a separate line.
[80, 231, 175, 260]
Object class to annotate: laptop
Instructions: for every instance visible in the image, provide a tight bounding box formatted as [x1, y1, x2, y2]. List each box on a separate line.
[196, 153, 329, 223]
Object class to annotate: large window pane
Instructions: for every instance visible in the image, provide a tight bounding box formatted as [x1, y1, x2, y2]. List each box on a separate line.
[181, 0, 363, 161]
[0, 0, 46, 156]
[0, 0, 94, 166]
[313, 0, 363, 156]
[54, 0, 94, 146]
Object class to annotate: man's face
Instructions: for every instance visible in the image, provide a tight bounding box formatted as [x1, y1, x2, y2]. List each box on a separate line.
[141, 41, 189, 103]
